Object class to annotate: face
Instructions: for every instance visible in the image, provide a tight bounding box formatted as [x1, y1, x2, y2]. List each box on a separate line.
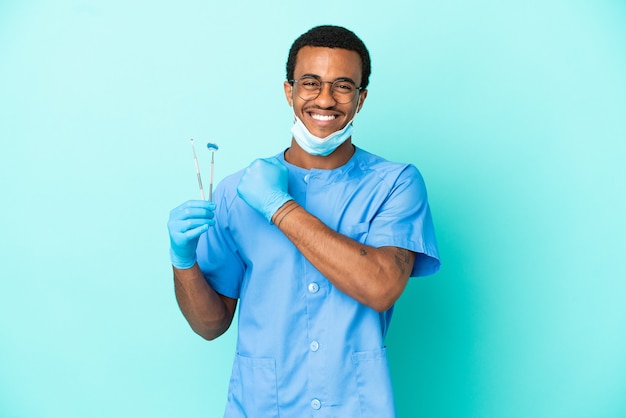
[284, 46, 368, 138]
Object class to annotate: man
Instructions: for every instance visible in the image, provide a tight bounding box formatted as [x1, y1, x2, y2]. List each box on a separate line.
[168, 25, 440, 417]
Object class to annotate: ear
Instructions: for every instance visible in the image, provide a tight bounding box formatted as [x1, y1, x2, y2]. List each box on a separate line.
[284, 81, 294, 107]
[356, 89, 368, 113]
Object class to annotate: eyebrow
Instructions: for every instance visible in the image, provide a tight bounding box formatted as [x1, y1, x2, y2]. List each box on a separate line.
[299, 73, 358, 85]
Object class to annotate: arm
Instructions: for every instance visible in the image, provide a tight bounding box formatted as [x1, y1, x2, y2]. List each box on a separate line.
[168, 200, 237, 340]
[237, 158, 415, 312]
[272, 202, 415, 312]
[174, 264, 237, 340]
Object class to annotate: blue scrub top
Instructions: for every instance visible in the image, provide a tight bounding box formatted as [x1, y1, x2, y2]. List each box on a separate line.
[197, 147, 440, 417]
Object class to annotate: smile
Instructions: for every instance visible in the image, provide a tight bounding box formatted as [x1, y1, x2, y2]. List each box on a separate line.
[310, 113, 336, 121]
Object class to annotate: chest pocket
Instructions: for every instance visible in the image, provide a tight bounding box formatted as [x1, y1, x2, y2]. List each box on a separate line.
[342, 221, 370, 244]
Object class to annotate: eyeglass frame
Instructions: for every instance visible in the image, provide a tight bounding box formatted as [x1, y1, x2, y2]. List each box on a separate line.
[288, 75, 365, 104]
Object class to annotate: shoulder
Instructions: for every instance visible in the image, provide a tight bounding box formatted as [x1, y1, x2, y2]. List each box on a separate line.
[214, 151, 286, 205]
[353, 147, 424, 187]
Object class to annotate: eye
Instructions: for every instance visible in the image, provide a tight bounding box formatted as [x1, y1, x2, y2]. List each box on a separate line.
[299, 78, 321, 90]
[333, 81, 355, 92]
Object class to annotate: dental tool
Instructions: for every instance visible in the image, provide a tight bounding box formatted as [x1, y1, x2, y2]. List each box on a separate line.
[206, 143, 219, 202]
[190, 138, 205, 200]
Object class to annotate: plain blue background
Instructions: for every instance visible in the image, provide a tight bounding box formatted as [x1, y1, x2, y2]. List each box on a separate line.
[1, 1, 625, 417]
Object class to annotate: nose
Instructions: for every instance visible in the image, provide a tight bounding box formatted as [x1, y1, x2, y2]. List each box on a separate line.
[314, 81, 337, 107]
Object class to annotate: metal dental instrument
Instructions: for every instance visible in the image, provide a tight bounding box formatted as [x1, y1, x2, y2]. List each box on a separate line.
[190, 138, 205, 200]
[206, 143, 219, 201]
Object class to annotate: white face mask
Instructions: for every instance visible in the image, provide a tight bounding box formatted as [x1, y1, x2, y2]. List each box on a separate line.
[290, 115, 354, 156]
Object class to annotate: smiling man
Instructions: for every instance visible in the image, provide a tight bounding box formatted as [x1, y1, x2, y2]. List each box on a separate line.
[167, 25, 440, 417]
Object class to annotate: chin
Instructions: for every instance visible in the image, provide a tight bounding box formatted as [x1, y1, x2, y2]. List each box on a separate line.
[310, 124, 344, 138]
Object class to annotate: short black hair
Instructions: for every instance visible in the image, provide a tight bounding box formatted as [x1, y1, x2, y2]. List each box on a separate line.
[286, 25, 371, 89]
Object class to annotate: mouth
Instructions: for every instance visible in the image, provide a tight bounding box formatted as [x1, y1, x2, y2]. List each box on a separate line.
[310, 113, 336, 121]
[305, 109, 342, 125]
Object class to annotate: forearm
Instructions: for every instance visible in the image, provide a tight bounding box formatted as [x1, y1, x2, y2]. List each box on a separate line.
[272, 202, 414, 312]
[173, 264, 235, 340]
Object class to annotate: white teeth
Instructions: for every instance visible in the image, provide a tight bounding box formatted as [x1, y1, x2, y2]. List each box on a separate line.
[311, 114, 336, 121]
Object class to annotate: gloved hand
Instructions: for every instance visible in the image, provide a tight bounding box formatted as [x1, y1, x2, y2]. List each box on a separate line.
[237, 157, 293, 223]
[167, 200, 216, 269]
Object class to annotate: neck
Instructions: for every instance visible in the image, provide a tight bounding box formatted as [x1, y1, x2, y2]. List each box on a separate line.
[285, 138, 355, 170]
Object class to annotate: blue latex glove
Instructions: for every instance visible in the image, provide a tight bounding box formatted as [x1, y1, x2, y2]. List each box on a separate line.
[237, 157, 293, 223]
[167, 200, 216, 269]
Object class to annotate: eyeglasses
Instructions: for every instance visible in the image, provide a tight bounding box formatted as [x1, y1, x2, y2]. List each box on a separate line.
[289, 76, 363, 104]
